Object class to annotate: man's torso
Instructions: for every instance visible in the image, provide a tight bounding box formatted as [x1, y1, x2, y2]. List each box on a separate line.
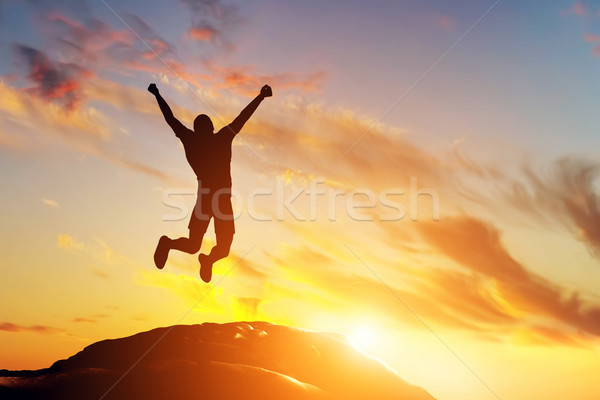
[176, 126, 234, 189]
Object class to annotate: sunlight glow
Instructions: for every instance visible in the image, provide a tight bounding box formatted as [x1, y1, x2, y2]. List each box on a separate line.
[351, 325, 377, 350]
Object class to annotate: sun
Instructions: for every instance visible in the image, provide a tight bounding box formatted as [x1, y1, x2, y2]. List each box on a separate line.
[351, 325, 377, 350]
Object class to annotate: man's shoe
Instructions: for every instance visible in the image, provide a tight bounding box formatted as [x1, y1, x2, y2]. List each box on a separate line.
[198, 253, 213, 283]
[154, 236, 170, 269]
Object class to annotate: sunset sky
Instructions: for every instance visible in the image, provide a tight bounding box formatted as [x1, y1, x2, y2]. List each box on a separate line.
[2, 1, 600, 399]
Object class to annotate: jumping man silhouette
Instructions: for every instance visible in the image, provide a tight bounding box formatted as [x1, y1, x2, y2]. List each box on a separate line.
[149, 83, 272, 282]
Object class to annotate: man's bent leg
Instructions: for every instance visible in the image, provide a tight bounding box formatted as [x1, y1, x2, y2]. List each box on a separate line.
[170, 203, 211, 254]
[169, 227, 205, 254]
[199, 232, 233, 283]
[199, 194, 235, 282]
[155, 219, 208, 270]
[208, 232, 234, 263]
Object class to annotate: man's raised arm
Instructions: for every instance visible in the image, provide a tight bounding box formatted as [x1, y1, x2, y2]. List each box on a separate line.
[148, 83, 185, 132]
[228, 84, 272, 135]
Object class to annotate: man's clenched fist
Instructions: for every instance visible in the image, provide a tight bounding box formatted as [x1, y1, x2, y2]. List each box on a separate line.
[260, 85, 272, 98]
[148, 83, 159, 95]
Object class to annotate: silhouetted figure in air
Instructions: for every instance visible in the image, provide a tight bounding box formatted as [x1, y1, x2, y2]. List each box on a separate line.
[149, 83, 272, 282]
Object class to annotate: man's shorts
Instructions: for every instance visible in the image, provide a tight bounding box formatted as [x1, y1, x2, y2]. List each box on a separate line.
[188, 188, 235, 237]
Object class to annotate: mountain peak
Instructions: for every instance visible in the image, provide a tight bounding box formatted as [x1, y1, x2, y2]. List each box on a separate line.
[0, 321, 436, 400]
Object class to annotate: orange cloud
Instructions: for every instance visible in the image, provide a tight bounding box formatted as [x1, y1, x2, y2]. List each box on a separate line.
[263, 242, 507, 331]
[182, 0, 240, 48]
[205, 64, 326, 96]
[43, 11, 178, 84]
[12, 44, 93, 110]
[187, 26, 218, 41]
[233, 98, 448, 202]
[250, 211, 599, 346]
[0, 322, 62, 335]
[418, 216, 600, 340]
[49, 12, 136, 51]
[72, 317, 97, 323]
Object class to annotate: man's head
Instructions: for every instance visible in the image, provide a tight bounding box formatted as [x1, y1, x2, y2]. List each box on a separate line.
[194, 114, 214, 135]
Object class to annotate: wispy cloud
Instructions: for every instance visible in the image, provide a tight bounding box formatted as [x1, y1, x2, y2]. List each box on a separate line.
[12, 44, 92, 110]
[42, 198, 59, 207]
[239, 216, 600, 347]
[208, 64, 326, 95]
[72, 317, 97, 323]
[2, 5, 324, 184]
[568, 1, 586, 17]
[91, 267, 112, 279]
[232, 296, 262, 320]
[560, 2, 587, 17]
[57, 233, 141, 273]
[418, 215, 600, 342]
[187, 24, 219, 42]
[137, 269, 226, 313]
[57, 233, 84, 250]
[487, 157, 600, 258]
[182, 0, 241, 48]
[0, 80, 180, 183]
[0, 322, 63, 335]
[47, 11, 173, 74]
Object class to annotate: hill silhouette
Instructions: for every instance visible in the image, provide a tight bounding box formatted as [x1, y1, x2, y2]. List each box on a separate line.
[0, 321, 436, 400]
